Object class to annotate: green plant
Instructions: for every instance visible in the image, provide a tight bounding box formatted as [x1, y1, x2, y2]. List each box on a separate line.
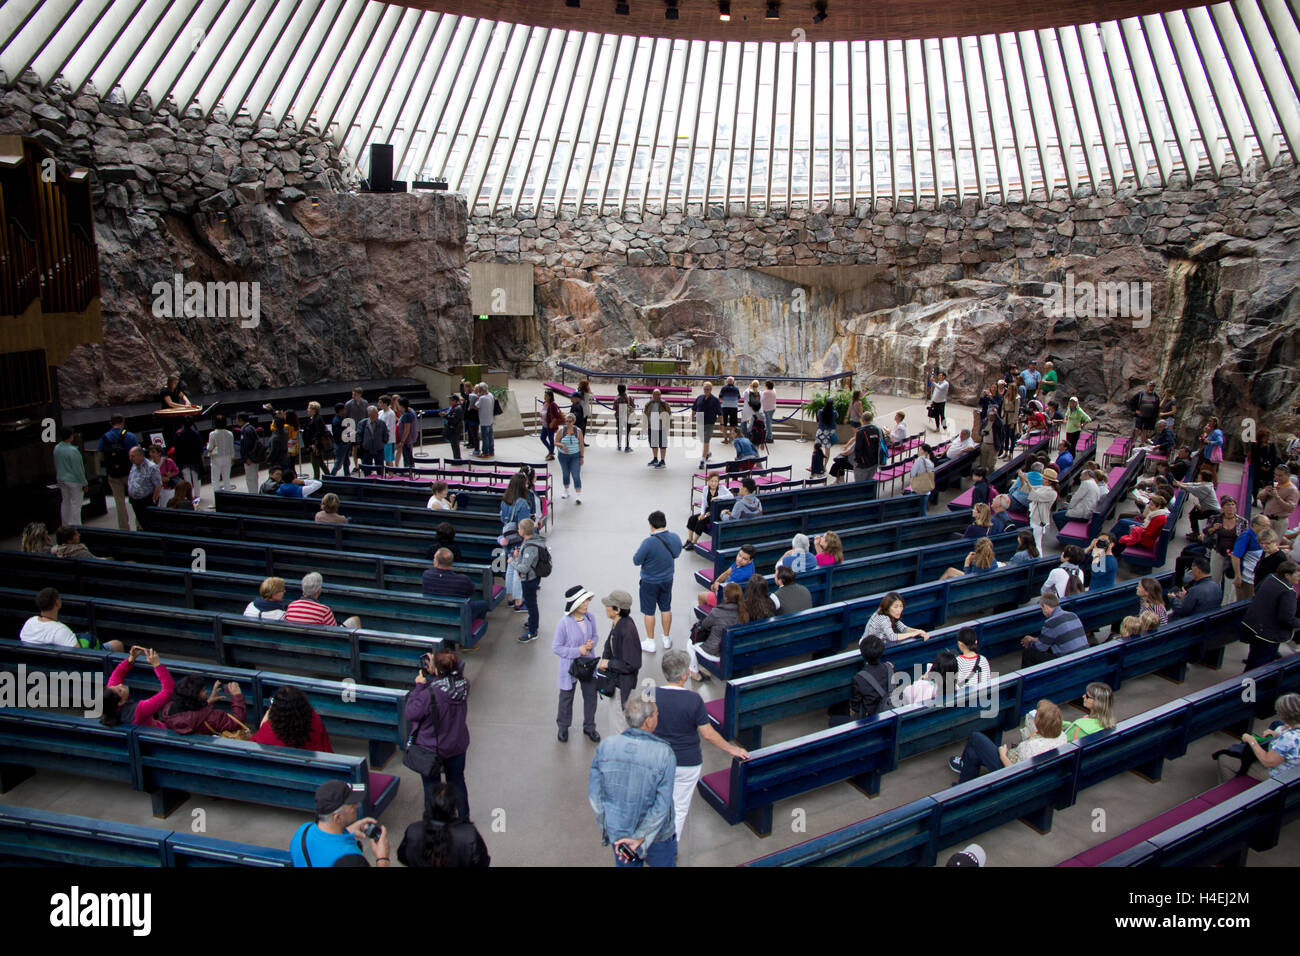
[802, 387, 873, 425]
[487, 384, 509, 408]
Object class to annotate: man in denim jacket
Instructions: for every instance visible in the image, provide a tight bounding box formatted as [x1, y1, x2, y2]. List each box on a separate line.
[588, 696, 677, 867]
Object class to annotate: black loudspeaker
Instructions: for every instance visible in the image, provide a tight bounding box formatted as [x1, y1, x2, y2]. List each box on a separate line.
[369, 144, 394, 192]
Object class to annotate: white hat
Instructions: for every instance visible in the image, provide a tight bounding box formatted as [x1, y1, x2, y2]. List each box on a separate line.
[946, 844, 987, 867]
[564, 585, 595, 615]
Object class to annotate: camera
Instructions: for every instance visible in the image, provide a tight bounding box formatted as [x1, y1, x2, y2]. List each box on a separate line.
[361, 821, 382, 841]
[615, 842, 639, 863]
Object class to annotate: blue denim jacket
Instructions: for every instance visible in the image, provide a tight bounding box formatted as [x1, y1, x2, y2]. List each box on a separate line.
[588, 728, 677, 851]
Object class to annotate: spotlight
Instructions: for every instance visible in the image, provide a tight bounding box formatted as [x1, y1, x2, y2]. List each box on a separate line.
[309, 196, 320, 207]
[565, 0, 580, 6]
[813, 1, 827, 22]
[765, 1, 780, 18]
[666, 0, 678, 18]
[718, 0, 730, 21]
[615, 1, 629, 13]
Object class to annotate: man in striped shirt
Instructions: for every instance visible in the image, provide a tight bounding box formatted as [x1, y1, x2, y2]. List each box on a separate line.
[284, 572, 338, 627]
[1019, 591, 1088, 667]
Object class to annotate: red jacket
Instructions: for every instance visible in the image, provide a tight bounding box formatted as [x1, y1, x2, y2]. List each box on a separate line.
[161, 694, 248, 735]
[1120, 512, 1168, 550]
[251, 711, 332, 752]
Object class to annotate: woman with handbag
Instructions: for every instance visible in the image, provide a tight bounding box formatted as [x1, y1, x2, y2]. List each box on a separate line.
[1200, 415, 1225, 478]
[500, 473, 533, 611]
[251, 685, 332, 751]
[596, 590, 642, 707]
[540, 389, 565, 460]
[161, 675, 249, 737]
[404, 650, 472, 819]
[909, 443, 937, 498]
[553, 585, 601, 743]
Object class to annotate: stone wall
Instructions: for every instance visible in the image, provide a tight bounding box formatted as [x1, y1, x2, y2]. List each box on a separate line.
[0, 73, 472, 407]
[466, 165, 1300, 448]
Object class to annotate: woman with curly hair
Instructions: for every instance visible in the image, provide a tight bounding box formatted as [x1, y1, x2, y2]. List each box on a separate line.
[250, 685, 332, 751]
[398, 782, 490, 868]
[21, 522, 52, 554]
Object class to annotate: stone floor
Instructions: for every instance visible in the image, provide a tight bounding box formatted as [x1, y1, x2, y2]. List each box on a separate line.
[5, 380, 1297, 867]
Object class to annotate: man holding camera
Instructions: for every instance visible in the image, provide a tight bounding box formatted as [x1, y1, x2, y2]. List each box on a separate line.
[290, 780, 390, 867]
[588, 696, 677, 867]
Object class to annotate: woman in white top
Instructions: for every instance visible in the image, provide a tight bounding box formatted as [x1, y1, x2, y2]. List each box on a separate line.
[426, 480, 456, 511]
[206, 413, 236, 492]
[1042, 545, 1087, 599]
[889, 412, 908, 448]
[949, 699, 1069, 780]
[900, 651, 959, 705]
[859, 592, 930, 645]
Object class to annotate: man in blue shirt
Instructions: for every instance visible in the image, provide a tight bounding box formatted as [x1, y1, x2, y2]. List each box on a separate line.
[589, 697, 677, 867]
[396, 397, 419, 472]
[632, 511, 683, 654]
[1054, 441, 1074, 475]
[1020, 591, 1089, 666]
[290, 781, 389, 867]
[1019, 361, 1041, 405]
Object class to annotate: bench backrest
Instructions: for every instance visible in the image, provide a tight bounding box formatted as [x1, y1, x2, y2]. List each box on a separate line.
[707, 477, 880, 523]
[213, 490, 504, 536]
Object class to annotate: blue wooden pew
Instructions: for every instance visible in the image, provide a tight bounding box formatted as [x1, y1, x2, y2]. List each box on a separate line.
[701, 557, 1059, 679]
[948, 431, 1056, 511]
[695, 531, 1023, 605]
[708, 576, 1173, 747]
[0, 588, 441, 687]
[0, 708, 135, 794]
[212, 489, 506, 536]
[0, 805, 293, 867]
[0, 643, 412, 768]
[1119, 489, 1189, 570]
[0, 551, 486, 647]
[1057, 449, 1150, 547]
[746, 654, 1300, 864]
[75, 527, 501, 604]
[143, 508, 502, 565]
[705, 477, 879, 526]
[700, 601, 1248, 835]
[698, 491, 925, 565]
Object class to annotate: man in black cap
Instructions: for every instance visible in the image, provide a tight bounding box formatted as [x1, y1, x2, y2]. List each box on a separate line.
[289, 780, 390, 867]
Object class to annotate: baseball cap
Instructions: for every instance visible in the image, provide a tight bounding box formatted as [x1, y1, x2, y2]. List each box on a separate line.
[601, 589, 633, 612]
[945, 844, 987, 867]
[315, 780, 364, 815]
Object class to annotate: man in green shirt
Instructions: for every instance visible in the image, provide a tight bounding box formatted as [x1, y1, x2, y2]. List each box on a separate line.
[1063, 396, 1092, 455]
[53, 427, 88, 530]
[1040, 361, 1059, 399]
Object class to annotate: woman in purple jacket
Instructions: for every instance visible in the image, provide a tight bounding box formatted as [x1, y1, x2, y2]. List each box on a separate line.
[553, 585, 601, 744]
[404, 650, 471, 820]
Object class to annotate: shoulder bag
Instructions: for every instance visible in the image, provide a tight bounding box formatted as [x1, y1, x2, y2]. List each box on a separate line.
[402, 681, 444, 776]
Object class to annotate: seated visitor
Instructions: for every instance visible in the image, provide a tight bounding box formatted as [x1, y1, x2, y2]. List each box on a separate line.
[244, 577, 289, 620]
[990, 495, 1014, 534]
[1136, 576, 1170, 626]
[849, 635, 895, 720]
[1168, 556, 1222, 619]
[683, 472, 732, 551]
[422, 547, 489, 622]
[1053, 468, 1103, 531]
[20, 587, 123, 651]
[21, 522, 52, 553]
[101, 646, 174, 727]
[940, 536, 1000, 580]
[290, 781, 384, 868]
[776, 533, 819, 573]
[1006, 530, 1040, 566]
[771, 565, 812, 615]
[1217, 692, 1300, 783]
[1020, 591, 1089, 666]
[49, 526, 97, 559]
[426, 480, 457, 511]
[948, 699, 1069, 782]
[161, 674, 248, 736]
[1109, 496, 1170, 557]
[1085, 534, 1118, 589]
[963, 503, 994, 539]
[284, 572, 338, 627]
[166, 479, 195, 510]
[699, 544, 758, 607]
[316, 493, 349, 523]
[1042, 545, 1087, 600]
[718, 477, 761, 522]
[687, 581, 743, 678]
[954, 627, 990, 687]
[813, 531, 843, 566]
[251, 684, 333, 751]
[1061, 683, 1117, 741]
[969, 465, 992, 507]
[860, 591, 930, 644]
[900, 650, 959, 705]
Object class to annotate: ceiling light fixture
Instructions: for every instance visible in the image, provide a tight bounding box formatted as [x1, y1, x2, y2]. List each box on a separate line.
[813, 1, 827, 23]
[718, 0, 731, 21]
[615, 1, 629, 13]
[766, 2, 780, 18]
[565, 0, 580, 7]
[666, 0, 679, 18]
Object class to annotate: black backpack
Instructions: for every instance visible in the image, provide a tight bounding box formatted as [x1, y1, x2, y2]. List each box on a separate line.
[493, 397, 503, 417]
[527, 540, 552, 578]
[250, 430, 270, 464]
[102, 430, 131, 478]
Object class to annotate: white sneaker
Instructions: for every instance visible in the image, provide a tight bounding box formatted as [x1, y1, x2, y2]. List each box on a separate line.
[661, 635, 672, 650]
[640, 639, 656, 654]
[561, 490, 569, 499]
[575, 496, 581, 505]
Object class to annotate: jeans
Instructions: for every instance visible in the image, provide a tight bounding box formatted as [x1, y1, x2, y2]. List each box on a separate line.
[558, 451, 582, 491]
[401, 444, 414, 471]
[421, 751, 469, 821]
[613, 834, 677, 867]
[763, 410, 775, 439]
[329, 445, 352, 476]
[1052, 509, 1076, 532]
[558, 680, 598, 733]
[505, 565, 522, 603]
[479, 425, 495, 456]
[58, 481, 85, 528]
[522, 577, 541, 635]
[957, 731, 1002, 783]
[540, 426, 555, 456]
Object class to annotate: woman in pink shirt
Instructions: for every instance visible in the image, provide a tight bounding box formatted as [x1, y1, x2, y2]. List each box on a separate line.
[101, 646, 174, 727]
[815, 531, 844, 566]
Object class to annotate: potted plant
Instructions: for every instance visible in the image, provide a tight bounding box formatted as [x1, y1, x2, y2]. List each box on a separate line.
[803, 388, 873, 442]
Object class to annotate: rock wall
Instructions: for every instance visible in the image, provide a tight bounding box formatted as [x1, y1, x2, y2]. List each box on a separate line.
[1, 74, 472, 407]
[467, 165, 1300, 449]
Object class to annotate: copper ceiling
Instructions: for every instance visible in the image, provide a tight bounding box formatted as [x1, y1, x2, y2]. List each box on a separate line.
[384, 0, 1204, 41]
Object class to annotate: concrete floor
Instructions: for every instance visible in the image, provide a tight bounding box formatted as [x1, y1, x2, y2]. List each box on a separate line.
[4, 380, 1297, 867]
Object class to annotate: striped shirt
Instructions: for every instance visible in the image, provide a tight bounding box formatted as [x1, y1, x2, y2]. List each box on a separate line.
[284, 598, 337, 627]
[1032, 607, 1089, 656]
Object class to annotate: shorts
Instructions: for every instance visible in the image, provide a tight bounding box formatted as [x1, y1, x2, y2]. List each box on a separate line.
[701, 422, 715, 443]
[639, 579, 673, 615]
[721, 408, 738, 427]
[384, 441, 395, 461]
[1138, 415, 1157, 432]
